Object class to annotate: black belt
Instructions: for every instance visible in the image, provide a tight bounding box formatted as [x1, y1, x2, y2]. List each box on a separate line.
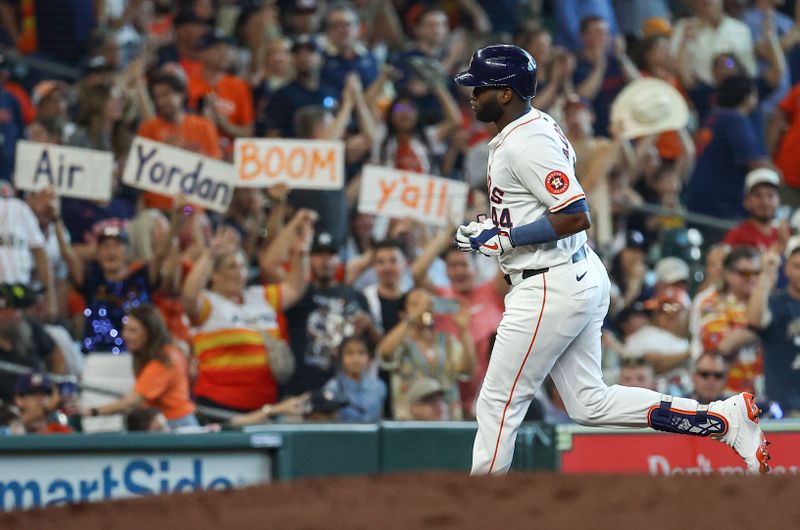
[503, 246, 587, 286]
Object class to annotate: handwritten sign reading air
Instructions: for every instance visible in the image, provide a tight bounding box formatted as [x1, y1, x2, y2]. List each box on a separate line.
[14, 141, 114, 201]
[122, 137, 235, 213]
[234, 139, 344, 190]
[357, 165, 468, 227]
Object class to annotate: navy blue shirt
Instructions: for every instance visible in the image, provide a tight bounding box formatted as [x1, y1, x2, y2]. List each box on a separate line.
[283, 285, 370, 396]
[0, 88, 23, 182]
[572, 54, 627, 137]
[761, 291, 800, 415]
[1, 0, 96, 63]
[264, 80, 339, 138]
[80, 262, 154, 353]
[684, 109, 766, 219]
[319, 49, 379, 96]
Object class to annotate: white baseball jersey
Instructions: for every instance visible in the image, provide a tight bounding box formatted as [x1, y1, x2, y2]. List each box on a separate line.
[0, 197, 46, 284]
[485, 109, 587, 273]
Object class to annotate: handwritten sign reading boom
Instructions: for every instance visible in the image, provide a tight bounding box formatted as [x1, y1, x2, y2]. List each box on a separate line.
[358, 165, 468, 227]
[122, 137, 234, 213]
[234, 139, 344, 190]
[14, 141, 114, 201]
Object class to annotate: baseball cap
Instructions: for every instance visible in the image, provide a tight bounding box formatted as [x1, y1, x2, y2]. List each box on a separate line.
[31, 80, 68, 106]
[291, 34, 320, 53]
[641, 17, 672, 38]
[291, 0, 319, 12]
[654, 257, 690, 285]
[308, 388, 348, 414]
[174, 7, 210, 26]
[0, 283, 39, 309]
[14, 373, 53, 396]
[97, 225, 129, 244]
[84, 56, 114, 75]
[563, 94, 590, 112]
[744, 167, 781, 194]
[311, 231, 338, 254]
[407, 378, 446, 404]
[785, 235, 800, 259]
[644, 286, 691, 313]
[197, 29, 235, 51]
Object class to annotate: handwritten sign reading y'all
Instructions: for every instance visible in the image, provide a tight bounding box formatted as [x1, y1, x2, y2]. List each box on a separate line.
[234, 139, 344, 190]
[122, 137, 235, 213]
[357, 165, 468, 227]
[14, 141, 114, 201]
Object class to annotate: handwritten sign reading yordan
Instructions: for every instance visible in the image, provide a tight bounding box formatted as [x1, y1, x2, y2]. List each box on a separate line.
[122, 137, 235, 213]
[357, 165, 468, 227]
[14, 141, 114, 201]
[234, 139, 344, 190]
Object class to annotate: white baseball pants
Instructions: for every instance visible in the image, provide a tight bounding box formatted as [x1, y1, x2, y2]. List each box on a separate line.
[471, 247, 700, 475]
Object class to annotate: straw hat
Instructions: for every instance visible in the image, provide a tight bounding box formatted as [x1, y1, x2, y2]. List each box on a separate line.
[610, 78, 689, 140]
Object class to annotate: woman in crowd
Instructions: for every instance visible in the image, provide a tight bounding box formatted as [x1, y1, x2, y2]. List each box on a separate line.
[181, 217, 313, 413]
[377, 287, 475, 420]
[81, 304, 198, 429]
[67, 82, 131, 154]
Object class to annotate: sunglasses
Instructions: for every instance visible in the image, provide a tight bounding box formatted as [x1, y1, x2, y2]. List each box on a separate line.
[696, 370, 726, 380]
[732, 268, 761, 279]
[391, 103, 416, 114]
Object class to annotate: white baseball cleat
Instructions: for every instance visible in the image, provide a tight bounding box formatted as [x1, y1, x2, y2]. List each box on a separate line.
[712, 392, 771, 474]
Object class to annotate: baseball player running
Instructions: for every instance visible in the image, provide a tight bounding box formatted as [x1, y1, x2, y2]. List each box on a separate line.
[454, 45, 770, 475]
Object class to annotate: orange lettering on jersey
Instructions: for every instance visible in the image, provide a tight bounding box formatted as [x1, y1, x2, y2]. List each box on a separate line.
[545, 170, 569, 195]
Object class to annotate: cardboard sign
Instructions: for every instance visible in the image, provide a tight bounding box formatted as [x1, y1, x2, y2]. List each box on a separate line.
[234, 138, 344, 190]
[357, 165, 468, 227]
[122, 137, 235, 213]
[14, 141, 114, 201]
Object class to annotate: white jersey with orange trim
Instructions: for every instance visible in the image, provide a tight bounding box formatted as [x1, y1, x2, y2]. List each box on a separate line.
[192, 285, 282, 338]
[485, 108, 587, 274]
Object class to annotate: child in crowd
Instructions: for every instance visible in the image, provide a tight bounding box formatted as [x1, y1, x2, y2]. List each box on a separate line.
[322, 335, 386, 423]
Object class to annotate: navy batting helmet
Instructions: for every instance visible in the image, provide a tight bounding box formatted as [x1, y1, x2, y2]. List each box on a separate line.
[454, 45, 538, 100]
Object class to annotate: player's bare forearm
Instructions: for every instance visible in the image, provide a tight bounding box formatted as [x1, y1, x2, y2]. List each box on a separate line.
[549, 211, 591, 238]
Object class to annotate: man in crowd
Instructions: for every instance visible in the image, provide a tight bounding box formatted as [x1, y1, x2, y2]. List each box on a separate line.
[724, 167, 784, 251]
[572, 15, 639, 137]
[138, 72, 222, 210]
[748, 239, 800, 417]
[618, 357, 656, 391]
[319, 2, 379, 94]
[13, 373, 71, 434]
[284, 232, 382, 397]
[689, 352, 730, 404]
[691, 246, 763, 396]
[265, 35, 338, 138]
[187, 30, 254, 155]
[624, 287, 693, 395]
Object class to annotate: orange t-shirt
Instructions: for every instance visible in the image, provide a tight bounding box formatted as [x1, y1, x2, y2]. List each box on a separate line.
[137, 114, 223, 210]
[775, 84, 800, 189]
[134, 345, 195, 420]
[186, 72, 254, 155]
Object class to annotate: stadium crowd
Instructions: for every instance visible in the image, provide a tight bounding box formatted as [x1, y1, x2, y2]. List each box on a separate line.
[1, 0, 800, 435]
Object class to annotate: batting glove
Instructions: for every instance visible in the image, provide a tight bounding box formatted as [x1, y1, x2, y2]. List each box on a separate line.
[455, 221, 481, 252]
[470, 217, 513, 256]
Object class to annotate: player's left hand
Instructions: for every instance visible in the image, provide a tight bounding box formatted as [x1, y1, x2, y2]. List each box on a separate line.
[470, 217, 513, 256]
[455, 221, 481, 252]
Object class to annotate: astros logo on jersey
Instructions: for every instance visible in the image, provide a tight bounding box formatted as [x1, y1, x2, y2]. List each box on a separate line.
[545, 170, 569, 195]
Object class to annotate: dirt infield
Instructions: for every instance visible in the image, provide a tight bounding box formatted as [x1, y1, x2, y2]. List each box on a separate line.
[2, 471, 797, 530]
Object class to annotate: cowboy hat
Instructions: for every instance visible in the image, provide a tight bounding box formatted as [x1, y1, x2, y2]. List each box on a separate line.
[610, 77, 689, 140]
